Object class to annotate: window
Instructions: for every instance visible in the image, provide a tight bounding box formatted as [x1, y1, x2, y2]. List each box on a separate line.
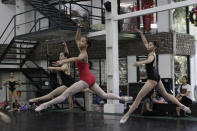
[174, 56, 190, 85]
[71, 58, 128, 86]
[172, 0, 187, 33]
[137, 56, 147, 82]
[119, 58, 128, 85]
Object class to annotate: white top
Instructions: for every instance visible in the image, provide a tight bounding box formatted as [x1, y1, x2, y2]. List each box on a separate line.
[178, 84, 192, 100]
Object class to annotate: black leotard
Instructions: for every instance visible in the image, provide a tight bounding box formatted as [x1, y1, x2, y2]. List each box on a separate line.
[9, 81, 16, 92]
[145, 55, 160, 82]
[59, 71, 75, 87]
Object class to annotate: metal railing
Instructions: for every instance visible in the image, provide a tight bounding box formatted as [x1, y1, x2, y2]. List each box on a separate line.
[0, 9, 49, 46]
[0, 0, 105, 46]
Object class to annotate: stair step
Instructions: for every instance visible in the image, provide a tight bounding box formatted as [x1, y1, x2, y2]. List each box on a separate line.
[0, 63, 20, 65]
[14, 40, 37, 43]
[11, 47, 34, 50]
[7, 52, 27, 55]
[4, 57, 27, 60]
[14, 42, 38, 45]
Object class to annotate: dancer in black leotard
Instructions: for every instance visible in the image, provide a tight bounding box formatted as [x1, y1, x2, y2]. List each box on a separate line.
[120, 29, 191, 124]
[29, 42, 74, 109]
[146, 54, 160, 82]
[3, 72, 21, 110]
[29, 41, 92, 109]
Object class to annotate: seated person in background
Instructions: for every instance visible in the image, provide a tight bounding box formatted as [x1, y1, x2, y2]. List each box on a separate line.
[176, 76, 192, 117]
[141, 90, 156, 116]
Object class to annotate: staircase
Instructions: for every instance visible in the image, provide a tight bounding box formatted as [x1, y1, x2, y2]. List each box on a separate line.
[22, 61, 49, 90]
[0, 39, 39, 66]
[25, 0, 76, 27]
[0, 38, 49, 90]
[0, 0, 104, 93]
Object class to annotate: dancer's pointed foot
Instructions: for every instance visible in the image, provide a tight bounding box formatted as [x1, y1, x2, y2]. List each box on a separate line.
[35, 103, 48, 112]
[121, 96, 133, 102]
[120, 115, 129, 124]
[0, 112, 11, 124]
[181, 106, 191, 114]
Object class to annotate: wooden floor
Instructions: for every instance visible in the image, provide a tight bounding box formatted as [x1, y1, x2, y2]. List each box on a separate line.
[1, 111, 197, 131]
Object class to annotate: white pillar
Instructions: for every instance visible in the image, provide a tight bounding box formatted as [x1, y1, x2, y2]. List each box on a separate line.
[157, 0, 171, 32]
[190, 41, 197, 101]
[104, 0, 124, 113]
[127, 56, 137, 83]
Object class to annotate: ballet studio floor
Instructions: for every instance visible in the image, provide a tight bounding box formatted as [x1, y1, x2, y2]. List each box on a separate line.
[1, 111, 197, 131]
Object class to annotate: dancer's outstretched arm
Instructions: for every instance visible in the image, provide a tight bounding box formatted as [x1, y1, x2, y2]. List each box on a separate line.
[136, 29, 149, 49]
[63, 41, 69, 55]
[133, 55, 154, 67]
[75, 24, 82, 51]
[48, 64, 68, 71]
[53, 53, 87, 66]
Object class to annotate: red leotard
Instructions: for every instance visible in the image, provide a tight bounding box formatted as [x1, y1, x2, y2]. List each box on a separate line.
[76, 60, 96, 87]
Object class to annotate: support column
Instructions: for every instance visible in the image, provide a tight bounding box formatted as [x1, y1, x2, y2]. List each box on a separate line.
[157, 0, 171, 32]
[104, 0, 124, 113]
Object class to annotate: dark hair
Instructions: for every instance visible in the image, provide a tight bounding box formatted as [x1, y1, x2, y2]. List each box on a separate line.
[60, 52, 71, 58]
[84, 37, 92, 48]
[153, 41, 159, 48]
[183, 76, 188, 82]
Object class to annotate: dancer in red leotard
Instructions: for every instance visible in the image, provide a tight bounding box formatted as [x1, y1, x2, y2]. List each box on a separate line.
[35, 24, 132, 111]
[76, 60, 96, 87]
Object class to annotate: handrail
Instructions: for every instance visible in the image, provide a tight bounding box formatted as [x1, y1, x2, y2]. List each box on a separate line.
[29, 17, 47, 33]
[26, 59, 49, 76]
[3, 27, 15, 45]
[0, 0, 105, 46]
[0, 16, 15, 40]
[0, 9, 35, 40]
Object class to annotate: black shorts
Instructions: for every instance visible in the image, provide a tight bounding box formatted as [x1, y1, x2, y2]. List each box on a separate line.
[62, 75, 75, 87]
[148, 74, 161, 82]
[9, 87, 16, 92]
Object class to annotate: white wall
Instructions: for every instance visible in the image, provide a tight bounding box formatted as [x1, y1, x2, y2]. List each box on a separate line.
[158, 54, 172, 78]
[127, 56, 137, 83]
[0, 1, 15, 44]
[189, 6, 197, 101]
[190, 51, 196, 101]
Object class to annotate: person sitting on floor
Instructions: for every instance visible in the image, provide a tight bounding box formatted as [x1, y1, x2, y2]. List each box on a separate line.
[176, 76, 192, 117]
[141, 90, 156, 116]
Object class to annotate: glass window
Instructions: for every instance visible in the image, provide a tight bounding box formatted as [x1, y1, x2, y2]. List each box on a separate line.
[172, 0, 187, 33]
[119, 0, 157, 33]
[137, 56, 148, 82]
[174, 56, 190, 85]
[119, 58, 128, 85]
[71, 58, 128, 86]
